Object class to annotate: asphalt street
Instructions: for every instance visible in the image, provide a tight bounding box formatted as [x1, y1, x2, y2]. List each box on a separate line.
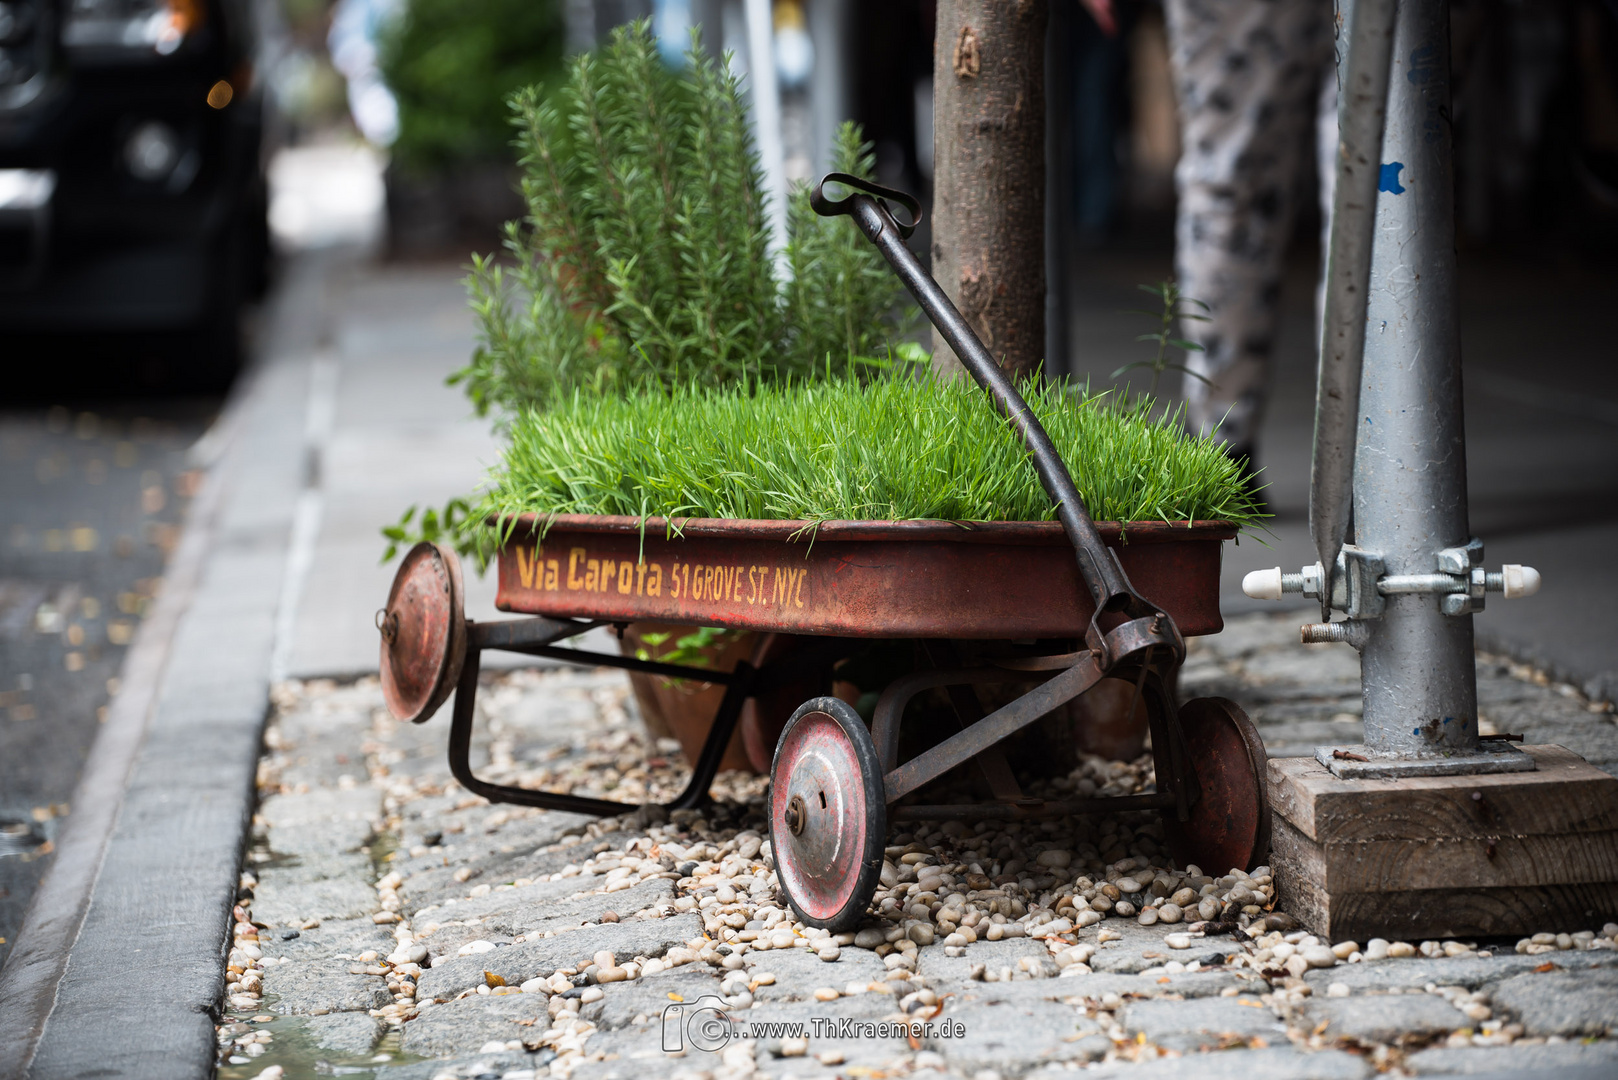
[0, 389, 220, 967]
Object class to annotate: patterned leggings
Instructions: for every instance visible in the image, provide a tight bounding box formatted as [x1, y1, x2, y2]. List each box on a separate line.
[1165, 0, 1338, 450]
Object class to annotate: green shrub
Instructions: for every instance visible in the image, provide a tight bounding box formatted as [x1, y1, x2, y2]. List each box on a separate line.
[378, 0, 565, 172]
[455, 20, 914, 417]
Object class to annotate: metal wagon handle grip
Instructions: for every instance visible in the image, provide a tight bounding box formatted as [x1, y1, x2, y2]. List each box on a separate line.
[810, 173, 922, 239]
[811, 174, 1169, 646]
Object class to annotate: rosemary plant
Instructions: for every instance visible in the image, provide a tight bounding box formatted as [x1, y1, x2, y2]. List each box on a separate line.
[454, 20, 913, 417]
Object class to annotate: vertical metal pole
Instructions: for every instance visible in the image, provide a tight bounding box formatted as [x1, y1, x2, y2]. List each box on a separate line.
[1311, 0, 1397, 608]
[743, 0, 790, 270]
[1353, 0, 1479, 757]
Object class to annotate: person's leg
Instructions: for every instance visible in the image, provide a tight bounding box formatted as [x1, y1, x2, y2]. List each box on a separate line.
[1164, 0, 1332, 455]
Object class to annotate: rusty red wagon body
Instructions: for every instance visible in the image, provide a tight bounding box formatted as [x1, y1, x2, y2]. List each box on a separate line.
[381, 512, 1267, 930]
[377, 173, 1271, 931]
[493, 515, 1235, 639]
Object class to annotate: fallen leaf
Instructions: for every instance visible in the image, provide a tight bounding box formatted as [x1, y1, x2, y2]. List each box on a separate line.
[485, 971, 506, 988]
[1157, 977, 1171, 984]
[1535, 962, 1556, 973]
[668, 992, 684, 1002]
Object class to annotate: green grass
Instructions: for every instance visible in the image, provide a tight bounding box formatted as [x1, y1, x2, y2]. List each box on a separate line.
[473, 375, 1264, 534]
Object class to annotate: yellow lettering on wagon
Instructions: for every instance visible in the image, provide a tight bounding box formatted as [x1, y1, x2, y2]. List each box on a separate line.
[540, 545, 809, 608]
[516, 547, 537, 588]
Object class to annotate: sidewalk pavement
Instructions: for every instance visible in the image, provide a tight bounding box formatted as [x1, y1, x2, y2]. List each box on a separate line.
[2, 226, 1615, 1079]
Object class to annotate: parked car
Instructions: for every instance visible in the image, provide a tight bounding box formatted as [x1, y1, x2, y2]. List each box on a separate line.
[0, 0, 272, 385]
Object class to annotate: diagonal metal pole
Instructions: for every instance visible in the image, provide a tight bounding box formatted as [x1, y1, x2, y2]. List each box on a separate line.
[1310, 0, 1398, 618]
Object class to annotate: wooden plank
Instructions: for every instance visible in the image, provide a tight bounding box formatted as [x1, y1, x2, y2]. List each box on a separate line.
[1274, 816, 1618, 939]
[1321, 881, 1618, 940]
[1267, 745, 1618, 842]
[1273, 812, 1618, 892]
[1271, 815, 1333, 936]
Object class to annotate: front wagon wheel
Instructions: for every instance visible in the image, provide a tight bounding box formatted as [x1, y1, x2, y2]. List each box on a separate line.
[769, 697, 886, 932]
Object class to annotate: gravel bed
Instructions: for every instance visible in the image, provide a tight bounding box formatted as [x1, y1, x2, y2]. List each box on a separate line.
[217, 613, 1618, 1080]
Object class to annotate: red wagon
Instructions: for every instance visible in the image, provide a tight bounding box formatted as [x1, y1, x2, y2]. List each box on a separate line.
[377, 176, 1270, 931]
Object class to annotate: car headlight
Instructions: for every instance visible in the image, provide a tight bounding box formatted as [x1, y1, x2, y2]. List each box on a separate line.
[62, 0, 204, 57]
[0, 168, 54, 210]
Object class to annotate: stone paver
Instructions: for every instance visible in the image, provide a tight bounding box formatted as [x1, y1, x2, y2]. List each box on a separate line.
[417, 912, 704, 999]
[260, 957, 391, 1015]
[304, 1011, 385, 1053]
[1300, 992, 1469, 1044]
[1121, 994, 1287, 1050]
[1072, 1046, 1372, 1079]
[935, 998, 1110, 1071]
[214, 615, 1618, 1077]
[400, 993, 551, 1057]
[1405, 1039, 1618, 1074]
[1490, 966, 1618, 1036]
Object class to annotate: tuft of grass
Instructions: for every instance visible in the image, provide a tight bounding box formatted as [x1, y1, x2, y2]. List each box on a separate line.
[473, 375, 1264, 538]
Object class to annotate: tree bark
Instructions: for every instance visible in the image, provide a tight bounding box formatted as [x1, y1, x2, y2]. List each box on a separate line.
[931, 0, 1048, 378]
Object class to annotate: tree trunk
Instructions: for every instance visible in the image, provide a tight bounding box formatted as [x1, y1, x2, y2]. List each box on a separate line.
[931, 0, 1048, 378]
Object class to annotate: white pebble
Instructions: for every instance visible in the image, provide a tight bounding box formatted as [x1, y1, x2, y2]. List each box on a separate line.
[1302, 945, 1338, 969]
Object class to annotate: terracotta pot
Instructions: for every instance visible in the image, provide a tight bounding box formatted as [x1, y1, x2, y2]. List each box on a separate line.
[619, 623, 756, 773]
[618, 624, 833, 775]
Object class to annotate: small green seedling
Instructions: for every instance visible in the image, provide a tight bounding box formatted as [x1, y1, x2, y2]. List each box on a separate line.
[1113, 281, 1212, 399]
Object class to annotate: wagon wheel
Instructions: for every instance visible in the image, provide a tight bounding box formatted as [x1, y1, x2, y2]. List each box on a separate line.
[379, 541, 467, 724]
[1162, 697, 1271, 875]
[769, 697, 886, 932]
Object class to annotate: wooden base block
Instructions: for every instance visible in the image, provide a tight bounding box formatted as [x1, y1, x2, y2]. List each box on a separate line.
[1268, 744, 1618, 941]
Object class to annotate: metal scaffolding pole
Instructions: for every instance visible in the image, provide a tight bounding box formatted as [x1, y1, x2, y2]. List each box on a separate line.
[1242, 0, 1542, 777]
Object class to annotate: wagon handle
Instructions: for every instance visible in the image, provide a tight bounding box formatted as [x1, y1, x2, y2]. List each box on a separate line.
[811, 173, 1164, 642]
